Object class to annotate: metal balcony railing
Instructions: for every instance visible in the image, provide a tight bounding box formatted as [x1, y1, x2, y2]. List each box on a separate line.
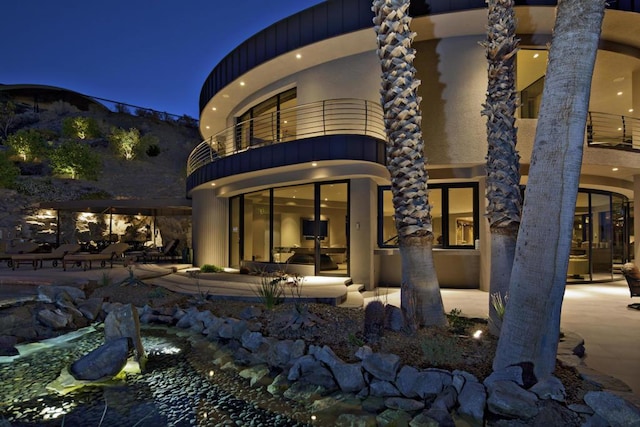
[587, 111, 640, 151]
[187, 98, 386, 176]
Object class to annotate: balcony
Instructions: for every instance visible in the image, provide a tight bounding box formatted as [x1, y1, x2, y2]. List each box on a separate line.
[587, 111, 640, 152]
[187, 99, 387, 177]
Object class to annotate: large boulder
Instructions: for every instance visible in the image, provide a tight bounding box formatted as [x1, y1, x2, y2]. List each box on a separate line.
[103, 304, 144, 361]
[70, 337, 131, 381]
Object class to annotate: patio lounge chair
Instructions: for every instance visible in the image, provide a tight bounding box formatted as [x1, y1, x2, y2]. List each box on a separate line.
[11, 243, 81, 270]
[142, 239, 179, 263]
[621, 262, 640, 310]
[0, 241, 40, 268]
[62, 242, 130, 271]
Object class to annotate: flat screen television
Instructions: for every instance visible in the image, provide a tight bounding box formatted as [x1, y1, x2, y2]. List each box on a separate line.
[302, 219, 328, 240]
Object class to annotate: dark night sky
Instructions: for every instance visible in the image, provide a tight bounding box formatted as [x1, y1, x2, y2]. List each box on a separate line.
[1, 1, 324, 119]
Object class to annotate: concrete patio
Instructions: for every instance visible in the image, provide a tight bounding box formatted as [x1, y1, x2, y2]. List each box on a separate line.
[0, 261, 638, 404]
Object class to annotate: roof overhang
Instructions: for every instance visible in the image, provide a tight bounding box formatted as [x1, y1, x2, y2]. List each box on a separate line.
[39, 198, 192, 217]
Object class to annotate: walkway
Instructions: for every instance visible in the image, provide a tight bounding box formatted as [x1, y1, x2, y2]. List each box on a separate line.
[0, 262, 638, 403]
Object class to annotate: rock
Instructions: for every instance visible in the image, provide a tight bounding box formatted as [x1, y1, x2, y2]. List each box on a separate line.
[239, 305, 262, 320]
[484, 365, 525, 387]
[218, 318, 247, 339]
[70, 337, 131, 381]
[361, 395, 386, 413]
[376, 409, 412, 426]
[238, 364, 271, 387]
[37, 285, 85, 304]
[283, 382, 327, 403]
[355, 345, 373, 361]
[529, 375, 566, 401]
[311, 344, 344, 368]
[362, 352, 400, 382]
[37, 308, 72, 329]
[422, 407, 455, 427]
[584, 390, 640, 427]
[267, 373, 291, 396]
[266, 338, 305, 368]
[456, 375, 486, 424]
[240, 330, 265, 352]
[432, 385, 457, 411]
[330, 361, 366, 393]
[396, 365, 420, 398]
[335, 413, 377, 427]
[288, 354, 319, 381]
[384, 397, 424, 411]
[369, 379, 401, 397]
[413, 368, 452, 398]
[486, 380, 539, 419]
[175, 306, 199, 328]
[103, 304, 144, 361]
[77, 297, 104, 321]
[531, 399, 583, 427]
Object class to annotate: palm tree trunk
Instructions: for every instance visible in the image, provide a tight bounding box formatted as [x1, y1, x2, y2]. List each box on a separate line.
[493, 0, 606, 381]
[373, 0, 446, 328]
[481, 0, 521, 336]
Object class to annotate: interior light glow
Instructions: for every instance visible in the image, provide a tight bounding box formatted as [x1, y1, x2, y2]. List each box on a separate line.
[211, 183, 216, 186]
[630, 109, 634, 113]
[311, 162, 318, 167]
[612, 167, 619, 171]
[617, 91, 623, 96]
[212, 107, 217, 111]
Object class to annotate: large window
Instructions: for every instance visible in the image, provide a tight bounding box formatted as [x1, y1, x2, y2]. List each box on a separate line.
[229, 180, 349, 276]
[378, 183, 479, 248]
[235, 88, 297, 150]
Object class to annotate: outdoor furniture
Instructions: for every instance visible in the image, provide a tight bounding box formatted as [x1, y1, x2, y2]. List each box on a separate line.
[0, 241, 40, 268]
[62, 242, 130, 271]
[621, 262, 640, 310]
[11, 243, 81, 270]
[142, 239, 179, 263]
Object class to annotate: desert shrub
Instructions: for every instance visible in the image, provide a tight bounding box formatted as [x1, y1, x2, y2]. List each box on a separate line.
[109, 127, 158, 160]
[4, 129, 51, 161]
[62, 116, 101, 140]
[446, 308, 472, 335]
[0, 151, 19, 188]
[50, 139, 101, 180]
[146, 143, 161, 157]
[200, 264, 223, 273]
[421, 332, 463, 367]
[255, 272, 285, 309]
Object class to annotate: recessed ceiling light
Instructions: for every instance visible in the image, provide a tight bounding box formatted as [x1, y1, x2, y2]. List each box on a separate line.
[205, 125, 210, 129]
[533, 53, 539, 58]
[311, 162, 318, 167]
[612, 167, 619, 172]
[296, 53, 302, 59]
[617, 91, 623, 96]
[211, 107, 217, 111]
[222, 94, 229, 98]
[629, 108, 634, 113]
[618, 127, 622, 131]
[211, 183, 216, 186]
[613, 77, 625, 83]
[240, 81, 245, 86]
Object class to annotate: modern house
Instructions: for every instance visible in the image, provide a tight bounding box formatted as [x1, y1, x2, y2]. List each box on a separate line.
[187, 0, 640, 291]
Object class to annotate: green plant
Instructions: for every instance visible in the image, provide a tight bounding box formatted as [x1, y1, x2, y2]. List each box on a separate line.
[420, 333, 463, 367]
[108, 127, 158, 160]
[0, 151, 19, 188]
[200, 264, 223, 273]
[99, 272, 112, 287]
[189, 271, 209, 305]
[254, 272, 285, 310]
[348, 333, 365, 347]
[62, 116, 101, 140]
[4, 129, 50, 161]
[446, 308, 471, 334]
[145, 143, 160, 157]
[50, 139, 101, 180]
[491, 291, 508, 321]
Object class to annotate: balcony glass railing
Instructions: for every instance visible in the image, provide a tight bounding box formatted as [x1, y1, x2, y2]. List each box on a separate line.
[587, 111, 640, 151]
[187, 98, 386, 176]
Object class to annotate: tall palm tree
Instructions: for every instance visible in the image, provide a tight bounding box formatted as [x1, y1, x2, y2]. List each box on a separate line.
[481, 0, 521, 335]
[493, 0, 606, 381]
[372, 0, 446, 329]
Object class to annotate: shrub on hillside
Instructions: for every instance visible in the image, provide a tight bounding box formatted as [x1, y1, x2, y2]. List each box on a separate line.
[4, 129, 51, 162]
[50, 139, 101, 180]
[62, 116, 101, 140]
[0, 151, 19, 188]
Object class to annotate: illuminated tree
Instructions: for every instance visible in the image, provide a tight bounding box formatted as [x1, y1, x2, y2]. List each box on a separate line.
[62, 116, 101, 140]
[5, 129, 50, 162]
[50, 139, 101, 180]
[109, 127, 156, 160]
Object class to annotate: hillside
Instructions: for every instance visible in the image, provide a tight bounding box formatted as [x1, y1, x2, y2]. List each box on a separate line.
[0, 101, 201, 250]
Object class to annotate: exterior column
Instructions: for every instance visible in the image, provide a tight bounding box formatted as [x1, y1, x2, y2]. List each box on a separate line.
[477, 176, 491, 292]
[633, 70, 640, 149]
[350, 178, 376, 290]
[191, 188, 228, 268]
[634, 175, 640, 262]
